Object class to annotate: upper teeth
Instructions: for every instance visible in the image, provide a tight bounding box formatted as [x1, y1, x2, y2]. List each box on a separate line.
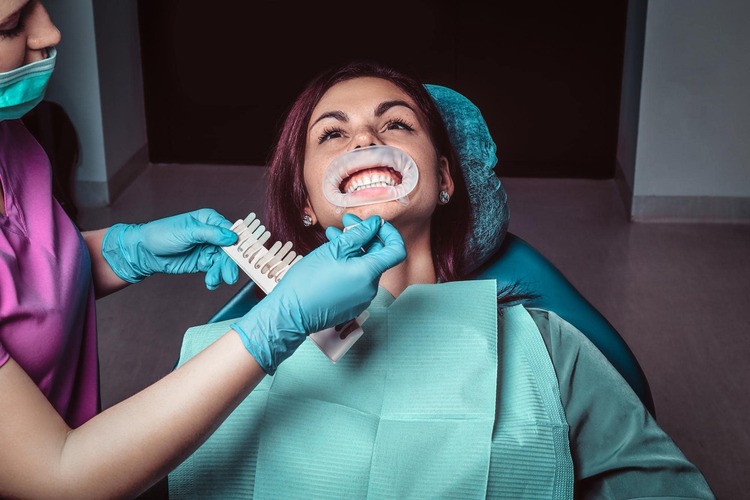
[345, 172, 399, 193]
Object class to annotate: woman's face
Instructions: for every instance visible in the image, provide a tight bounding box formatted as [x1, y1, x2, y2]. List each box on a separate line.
[303, 77, 454, 232]
[0, 0, 60, 73]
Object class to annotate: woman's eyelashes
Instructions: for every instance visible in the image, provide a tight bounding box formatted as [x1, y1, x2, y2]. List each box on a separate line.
[384, 118, 415, 132]
[318, 126, 345, 144]
[317, 118, 416, 144]
[0, 26, 23, 40]
[0, 4, 29, 39]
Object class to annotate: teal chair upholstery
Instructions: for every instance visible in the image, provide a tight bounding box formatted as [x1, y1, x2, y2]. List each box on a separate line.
[207, 233, 656, 416]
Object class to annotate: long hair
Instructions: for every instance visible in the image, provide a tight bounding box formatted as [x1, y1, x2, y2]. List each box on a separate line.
[264, 60, 472, 282]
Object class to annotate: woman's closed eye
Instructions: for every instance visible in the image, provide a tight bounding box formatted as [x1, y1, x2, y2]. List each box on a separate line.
[0, 3, 29, 39]
[0, 21, 24, 39]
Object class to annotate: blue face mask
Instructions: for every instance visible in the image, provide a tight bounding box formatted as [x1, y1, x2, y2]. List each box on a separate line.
[0, 47, 57, 121]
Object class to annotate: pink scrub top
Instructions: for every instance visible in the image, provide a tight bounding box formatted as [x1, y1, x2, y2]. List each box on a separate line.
[0, 120, 99, 428]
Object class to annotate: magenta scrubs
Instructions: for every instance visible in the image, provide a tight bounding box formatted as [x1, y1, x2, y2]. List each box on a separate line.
[0, 120, 99, 428]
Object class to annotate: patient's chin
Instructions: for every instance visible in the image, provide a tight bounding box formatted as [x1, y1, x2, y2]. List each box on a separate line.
[344, 201, 406, 224]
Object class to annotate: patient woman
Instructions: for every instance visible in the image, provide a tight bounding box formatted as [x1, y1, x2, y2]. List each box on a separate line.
[170, 61, 714, 499]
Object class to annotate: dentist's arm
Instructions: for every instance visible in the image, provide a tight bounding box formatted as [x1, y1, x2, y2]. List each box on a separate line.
[0, 215, 405, 499]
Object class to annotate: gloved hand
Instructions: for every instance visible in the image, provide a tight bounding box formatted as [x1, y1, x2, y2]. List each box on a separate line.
[101, 208, 239, 290]
[231, 214, 406, 374]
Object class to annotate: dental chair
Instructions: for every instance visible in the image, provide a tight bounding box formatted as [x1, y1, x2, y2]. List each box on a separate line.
[206, 84, 656, 417]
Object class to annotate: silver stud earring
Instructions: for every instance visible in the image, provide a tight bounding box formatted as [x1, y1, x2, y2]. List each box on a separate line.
[439, 190, 451, 205]
[302, 214, 313, 227]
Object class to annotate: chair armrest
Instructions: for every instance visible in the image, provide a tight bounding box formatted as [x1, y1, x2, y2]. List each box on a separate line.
[208, 280, 262, 324]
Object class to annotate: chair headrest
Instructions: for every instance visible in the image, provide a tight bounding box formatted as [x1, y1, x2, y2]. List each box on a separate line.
[425, 84, 510, 273]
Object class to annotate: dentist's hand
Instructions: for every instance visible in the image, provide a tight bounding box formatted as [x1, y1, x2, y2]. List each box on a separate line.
[231, 214, 406, 374]
[101, 208, 239, 290]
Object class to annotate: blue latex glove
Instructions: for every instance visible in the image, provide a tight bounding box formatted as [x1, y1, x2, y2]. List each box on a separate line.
[102, 208, 239, 290]
[231, 214, 406, 374]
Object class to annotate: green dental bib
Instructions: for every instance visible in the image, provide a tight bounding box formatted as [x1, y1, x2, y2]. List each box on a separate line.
[170, 280, 573, 498]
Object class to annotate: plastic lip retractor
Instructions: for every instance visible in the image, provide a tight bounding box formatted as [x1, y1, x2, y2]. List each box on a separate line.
[322, 145, 419, 211]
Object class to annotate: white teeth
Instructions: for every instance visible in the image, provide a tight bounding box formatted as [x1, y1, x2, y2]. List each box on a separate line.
[323, 145, 419, 208]
[345, 172, 399, 193]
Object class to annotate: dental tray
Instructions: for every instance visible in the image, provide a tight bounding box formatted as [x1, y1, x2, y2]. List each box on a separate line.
[222, 212, 367, 363]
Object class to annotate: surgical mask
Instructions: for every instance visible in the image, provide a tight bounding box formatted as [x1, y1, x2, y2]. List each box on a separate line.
[0, 47, 57, 121]
[322, 145, 419, 211]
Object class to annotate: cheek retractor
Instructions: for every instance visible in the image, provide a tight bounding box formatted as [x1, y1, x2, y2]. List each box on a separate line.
[322, 145, 419, 210]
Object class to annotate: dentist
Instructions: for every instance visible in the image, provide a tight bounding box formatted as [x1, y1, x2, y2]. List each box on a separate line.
[0, 1, 406, 497]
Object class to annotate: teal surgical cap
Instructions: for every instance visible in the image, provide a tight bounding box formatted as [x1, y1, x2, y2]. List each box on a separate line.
[425, 84, 510, 273]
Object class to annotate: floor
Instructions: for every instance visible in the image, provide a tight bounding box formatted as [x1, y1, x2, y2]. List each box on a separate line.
[78, 163, 750, 499]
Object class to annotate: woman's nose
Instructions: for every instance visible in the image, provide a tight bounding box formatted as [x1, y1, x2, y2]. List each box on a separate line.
[351, 128, 381, 150]
[25, 2, 61, 58]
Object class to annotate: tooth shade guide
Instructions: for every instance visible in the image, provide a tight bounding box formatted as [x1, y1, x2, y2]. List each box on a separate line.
[224, 213, 297, 294]
[222, 212, 367, 362]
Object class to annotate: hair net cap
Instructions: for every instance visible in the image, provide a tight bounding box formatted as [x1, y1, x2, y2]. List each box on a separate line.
[425, 84, 510, 274]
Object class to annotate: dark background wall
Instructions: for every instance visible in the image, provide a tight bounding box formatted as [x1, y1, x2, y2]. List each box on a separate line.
[138, 0, 628, 178]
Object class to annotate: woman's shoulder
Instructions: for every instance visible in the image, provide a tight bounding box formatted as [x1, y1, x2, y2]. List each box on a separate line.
[515, 307, 715, 498]
[517, 306, 630, 390]
[505, 305, 636, 406]
[504, 305, 589, 353]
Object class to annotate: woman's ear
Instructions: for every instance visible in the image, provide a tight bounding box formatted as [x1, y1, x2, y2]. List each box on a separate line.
[302, 200, 318, 226]
[438, 156, 454, 197]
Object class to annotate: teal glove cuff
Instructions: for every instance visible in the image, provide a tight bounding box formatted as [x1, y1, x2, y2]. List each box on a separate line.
[232, 320, 275, 374]
[231, 299, 302, 375]
[102, 223, 146, 283]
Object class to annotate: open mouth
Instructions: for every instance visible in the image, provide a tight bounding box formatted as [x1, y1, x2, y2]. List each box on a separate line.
[322, 145, 418, 209]
[340, 166, 403, 194]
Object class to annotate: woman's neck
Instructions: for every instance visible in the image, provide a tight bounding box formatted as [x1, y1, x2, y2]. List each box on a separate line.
[378, 227, 436, 298]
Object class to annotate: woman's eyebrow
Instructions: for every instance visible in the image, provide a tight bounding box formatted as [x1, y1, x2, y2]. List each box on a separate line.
[311, 100, 415, 128]
[375, 100, 415, 116]
[310, 110, 348, 128]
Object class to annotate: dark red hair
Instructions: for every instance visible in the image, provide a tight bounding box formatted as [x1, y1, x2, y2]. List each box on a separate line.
[264, 60, 472, 282]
